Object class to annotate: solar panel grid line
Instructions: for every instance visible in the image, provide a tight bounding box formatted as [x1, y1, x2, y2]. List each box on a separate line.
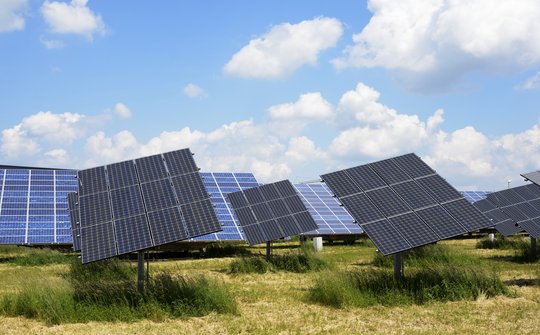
[391, 153, 436, 179]
[52, 170, 57, 243]
[368, 158, 411, 185]
[295, 184, 338, 235]
[519, 218, 540, 238]
[24, 170, 30, 244]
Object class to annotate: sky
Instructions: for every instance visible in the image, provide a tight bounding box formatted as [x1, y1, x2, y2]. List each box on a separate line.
[1, 0, 540, 191]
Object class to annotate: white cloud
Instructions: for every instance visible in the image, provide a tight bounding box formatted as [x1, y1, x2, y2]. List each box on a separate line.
[0, 0, 27, 33]
[268, 92, 333, 121]
[516, 72, 540, 90]
[43, 148, 70, 166]
[334, 0, 540, 92]
[1, 125, 39, 159]
[114, 103, 132, 119]
[40, 36, 65, 49]
[17, 111, 85, 143]
[183, 83, 207, 98]
[330, 83, 439, 157]
[285, 136, 327, 162]
[224, 17, 343, 78]
[41, 0, 106, 40]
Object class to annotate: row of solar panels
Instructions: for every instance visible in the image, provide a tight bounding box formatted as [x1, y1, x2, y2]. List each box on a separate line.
[0, 167, 360, 245]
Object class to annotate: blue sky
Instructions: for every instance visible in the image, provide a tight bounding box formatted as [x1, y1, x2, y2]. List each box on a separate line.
[1, 0, 540, 191]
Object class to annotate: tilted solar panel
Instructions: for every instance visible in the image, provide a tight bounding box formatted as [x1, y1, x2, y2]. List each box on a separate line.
[0, 168, 77, 245]
[76, 148, 221, 263]
[484, 184, 540, 238]
[67, 192, 81, 251]
[294, 183, 363, 236]
[227, 180, 318, 245]
[521, 170, 540, 186]
[321, 153, 493, 255]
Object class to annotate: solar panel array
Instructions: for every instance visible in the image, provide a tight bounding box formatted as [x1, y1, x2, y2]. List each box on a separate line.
[67, 192, 81, 250]
[76, 149, 221, 263]
[294, 183, 362, 235]
[321, 153, 494, 255]
[479, 184, 540, 238]
[192, 172, 259, 241]
[227, 180, 319, 245]
[0, 168, 77, 245]
[521, 171, 540, 186]
[473, 198, 522, 236]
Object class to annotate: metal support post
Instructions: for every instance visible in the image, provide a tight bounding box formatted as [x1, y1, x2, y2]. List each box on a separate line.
[137, 251, 145, 294]
[531, 237, 537, 257]
[393, 252, 404, 281]
[266, 241, 272, 260]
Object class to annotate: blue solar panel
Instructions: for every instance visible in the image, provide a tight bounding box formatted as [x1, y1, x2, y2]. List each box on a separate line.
[0, 168, 78, 245]
[460, 191, 490, 203]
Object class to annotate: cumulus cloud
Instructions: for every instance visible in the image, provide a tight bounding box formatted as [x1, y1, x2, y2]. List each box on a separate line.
[40, 36, 65, 49]
[334, 0, 540, 92]
[285, 136, 327, 162]
[1, 125, 39, 159]
[113, 103, 132, 118]
[0, 0, 27, 33]
[224, 17, 343, 78]
[330, 83, 440, 157]
[183, 83, 207, 98]
[516, 72, 540, 90]
[41, 0, 106, 40]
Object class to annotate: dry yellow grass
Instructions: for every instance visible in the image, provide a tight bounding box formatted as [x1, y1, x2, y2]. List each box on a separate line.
[1, 239, 540, 335]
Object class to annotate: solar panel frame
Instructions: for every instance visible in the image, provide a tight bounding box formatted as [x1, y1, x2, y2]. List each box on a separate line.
[521, 171, 540, 186]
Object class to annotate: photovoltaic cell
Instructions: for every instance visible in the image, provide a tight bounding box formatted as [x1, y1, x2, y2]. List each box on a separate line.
[78, 167, 107, 196]
[518, 219, 540, 238]
[67, 192, 81, 251]
[227, 180, 318, 245]
[362, 220, 411, 255]
[321, 153, 493, 255]
[345, 165, 386, 191]
[294, 183, 363, 236]
[80, 222, 117, 264]
[76, 148, 221, 263]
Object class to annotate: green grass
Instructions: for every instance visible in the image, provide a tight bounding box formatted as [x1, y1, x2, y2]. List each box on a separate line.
[308, 265, 511, 308]
[476, 236, 529, 250]
[203, 242, 251, 258]
[0, 258, 237, 324]
[0, 246, 72, 266]
[372, 243, 481, 268]
[228, 246, 329, 274]
[308, 243, 510, 308]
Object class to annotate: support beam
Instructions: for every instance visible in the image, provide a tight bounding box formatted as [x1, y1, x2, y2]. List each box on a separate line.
[137, 251, 145, 294]
[393, 252, 404, 281]
[266, 241, 272, 260]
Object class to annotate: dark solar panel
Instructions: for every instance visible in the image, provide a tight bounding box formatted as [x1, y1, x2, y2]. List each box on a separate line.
[107, 160, 138, 190]
[365, 187, 410, 217]
[518, 219, 540, 238]
[135, 154, 168, 183]
[414, 205, 467, 239]
[227, 180, 318, 245]
[416, 175, 462, 203]
[80, 222, 117, 263]
[345, 165, 386, 191]
[521, 171, 540, 186]
[78, 167, 107, 196]
[495, 220, 522, 237]
[391, 153, 435, 178]
[362, 220, 411, 255]
[369, 159, 410, 185]
[67, 192, 81, 251]
[76, 148, 221, 263]
[320, 171, 361, 197]
[163, 149, 197, 176]
[321, 153, 492, 255]
[389, 212, 439, 247]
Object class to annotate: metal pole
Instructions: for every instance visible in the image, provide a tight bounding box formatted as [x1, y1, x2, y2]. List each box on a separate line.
[266, 241, 272, 260]
[531, 237, 537, 257]
[137, 251, 145, 294]
[393, 252, 404, 281]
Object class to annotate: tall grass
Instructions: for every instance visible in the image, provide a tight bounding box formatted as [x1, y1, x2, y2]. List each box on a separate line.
[372, 244, 480, 268]
[308, 265, 510, 308]
[228, 245, 329, 274]
[476, 236, 528, 250]
[0, 258, 236, 324]
[0, 246, 72, 266]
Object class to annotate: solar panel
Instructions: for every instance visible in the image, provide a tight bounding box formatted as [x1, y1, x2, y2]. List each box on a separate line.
[460, 191, 490, 203]
[521, 170, 540, 186]
[67, 192, 81, 251]
[481, 184, 540, 237]
[294, 183, 363, 236]
[321, 153, 493, 255]
[0, 168, 77, 245]
[76, 148, 221, 263]
[227, 180, 318, 245]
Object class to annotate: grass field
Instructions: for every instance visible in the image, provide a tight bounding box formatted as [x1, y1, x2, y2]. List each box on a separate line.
[0, 237, 539, 334]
